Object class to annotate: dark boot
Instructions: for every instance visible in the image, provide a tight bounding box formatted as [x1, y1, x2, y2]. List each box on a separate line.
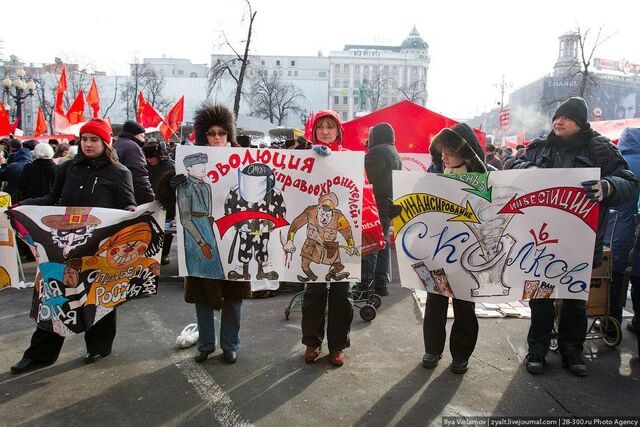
[228, 263, 251, 280]
[609, 272, 625, 324]
[256, 263, 279, 280]
[628, 276, 640, 333]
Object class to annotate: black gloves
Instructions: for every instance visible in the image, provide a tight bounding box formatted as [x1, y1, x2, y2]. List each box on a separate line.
[581, 179, 611, 202]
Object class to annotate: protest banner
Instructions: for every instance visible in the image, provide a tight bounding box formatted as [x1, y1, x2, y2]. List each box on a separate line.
[6, 202, 165, 335]
[0, 192, 19, 289]
[393, 168, 600, 303]
[175, 146, 363, 283]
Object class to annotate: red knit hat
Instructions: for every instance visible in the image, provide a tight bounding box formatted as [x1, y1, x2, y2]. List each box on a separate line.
[79, 118, 112, 145]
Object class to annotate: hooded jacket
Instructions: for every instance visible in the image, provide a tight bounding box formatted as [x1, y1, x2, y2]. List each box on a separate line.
[18, 157, 56, 199]
[0, 148, 32, 198]
[429, 124, 487, 174]
[310, 110, 345, 151]
[365, 123, 402, 211]
[513, 126, 639, 267]
[113, 133, 155, 204]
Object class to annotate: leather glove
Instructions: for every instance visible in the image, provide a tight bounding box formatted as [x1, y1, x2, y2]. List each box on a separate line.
[581, 179, 611, 202]
[388, 199, 403, 218]
[312, 145, 332, 156]
[199, 242, 213, 259]
[170, 173, 188, 189]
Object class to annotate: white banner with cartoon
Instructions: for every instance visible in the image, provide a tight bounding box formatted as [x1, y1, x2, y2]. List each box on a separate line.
[393, 168, 600, 303]
[175, 146, 363, 283]
[0, 192, 19, 289]
[6, 202, 165, 335]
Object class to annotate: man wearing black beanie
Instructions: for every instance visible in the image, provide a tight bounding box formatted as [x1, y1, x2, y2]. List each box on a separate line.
[513, 96, 639, 377]
[113, 120, 155, 204]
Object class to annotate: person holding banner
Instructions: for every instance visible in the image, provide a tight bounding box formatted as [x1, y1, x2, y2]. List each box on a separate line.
[157, 103, 251, 364]
[514, 97, 639, 376]
[296, 110, 353, 367]
[420, 123, 486, 375]
[10, 118, 136, 374]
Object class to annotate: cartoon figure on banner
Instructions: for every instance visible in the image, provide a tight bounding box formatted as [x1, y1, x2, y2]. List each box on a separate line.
[177, 152, 224, 279]
[220, 163, 287, 280]
[0, 267, 10, 289]
[283, 192, 358, 281]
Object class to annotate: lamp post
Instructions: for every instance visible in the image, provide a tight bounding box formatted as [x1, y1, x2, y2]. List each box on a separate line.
[2, 67, 36, 126]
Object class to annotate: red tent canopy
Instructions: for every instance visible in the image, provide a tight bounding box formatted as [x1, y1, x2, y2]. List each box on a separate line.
[341, 100, 485, 153]
[590, 118, 640, 144]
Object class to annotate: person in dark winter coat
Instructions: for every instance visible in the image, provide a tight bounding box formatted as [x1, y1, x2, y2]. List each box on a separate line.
[113, 120, 155, 204]
[485, 144, 503, 170]
[513, 97, 639, 377]
[143, 139, 176, 265]
[0, 147, 32, 199]
[421, 123, 485, 375]
[603, 127, 640, 336]
[17, 143, 56, 200]
[156, 103, 251, 365]
[9, 118, 136, 375]
[362, 122, 402, 296]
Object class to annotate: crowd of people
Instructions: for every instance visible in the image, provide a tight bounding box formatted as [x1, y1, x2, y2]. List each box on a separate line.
[1, 96, 639, 379]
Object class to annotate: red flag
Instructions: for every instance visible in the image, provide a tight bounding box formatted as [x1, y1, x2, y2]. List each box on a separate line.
[66, 89, 86, 125]
[0, 104, 12, 136]
[188, 129, 195, 142]
[160, 96, 184, 142]
[10, 117, 20, 134]
[34, 108, 48, 137]
[137, 92, 164, 129]
[86, 78, 100, 118]
[55, 68, 67, 116]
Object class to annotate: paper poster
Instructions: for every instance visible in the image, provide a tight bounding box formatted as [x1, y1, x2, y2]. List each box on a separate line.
[175, 146, 363, 282]
[400, 152, 432, 172]
[393, 168, 600, 303]
[7, 202, 165, 335]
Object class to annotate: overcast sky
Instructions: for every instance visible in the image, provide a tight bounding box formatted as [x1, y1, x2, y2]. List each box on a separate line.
[3, 0, 639, 119]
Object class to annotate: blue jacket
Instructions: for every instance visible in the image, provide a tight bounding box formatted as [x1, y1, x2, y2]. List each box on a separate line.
[607, 128, 640, 274]
[0, 148, 32, 198]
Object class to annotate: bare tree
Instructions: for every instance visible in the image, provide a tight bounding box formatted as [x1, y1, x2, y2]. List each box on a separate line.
[120, 62, 174, 120]
[398, 79, 427, 104]
[102, 76, 119, 118]
[249, 69, 305, 125]
[355, 71, 390, 112]
[207, 0, 257, 118]
[574, 25, 615, 97]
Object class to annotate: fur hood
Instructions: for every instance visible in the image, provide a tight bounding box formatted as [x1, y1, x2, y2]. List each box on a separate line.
[429, 123, 486, 173]
[193, 103, 237, 146]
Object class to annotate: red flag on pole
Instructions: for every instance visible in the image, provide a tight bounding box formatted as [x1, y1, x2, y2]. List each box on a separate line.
[160, 96, 184, 142]
[86, 78, 100, 118]
[188, 129, 196, 142]
[10, 117, 20, 134]
[0, 104, 12, 136]
[137, 92, 165, 129]
[34, 108, 48, 136]
[66, 89, 86, 125]
[55, 68, 67, 116]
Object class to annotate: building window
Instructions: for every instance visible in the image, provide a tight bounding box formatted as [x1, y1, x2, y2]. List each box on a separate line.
[288, 70, 292, 76]
[363, 65, 369, 74]
[393, 66, 399, 74]
[273, 70, 278, 76]
[190, 72, 198, 78]
[343, 96, 348, 105]
[178, 70, 184, 75]
[276, 60, 281, 66]
[319, 71, 326, 77]
[343, 80, 348, 88]
[412, 66, 417, 75]
[335, 64, 340, 72]
[355, 65, 360, 73]
[334, 96, 340, 105]
[354, 97, 359, 106]
[342, 112, 347, 121]
[372, 65, 377, 74]
[261, 60, 265, 66]
[291, 60, 296, 66]
[294, 70, 298, 76]
[279, 71, 283, 76]
[382, 97, 388, 105]
[384, 65, 389, 73]
[391, 98, 397, 104]
[334, 79, 339, 87]
[354, 79, 359, 87]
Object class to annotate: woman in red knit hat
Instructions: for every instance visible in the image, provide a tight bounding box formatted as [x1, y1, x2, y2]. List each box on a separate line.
[9, 118, 137, 374]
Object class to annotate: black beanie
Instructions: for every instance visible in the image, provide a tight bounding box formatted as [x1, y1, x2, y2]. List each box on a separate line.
[552, 97, 588, 129]
[122, 120, 146, 135]
[368, 122, 395, 147]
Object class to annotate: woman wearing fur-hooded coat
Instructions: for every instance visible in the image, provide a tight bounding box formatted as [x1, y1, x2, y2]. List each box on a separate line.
[421, 123, 486, 375]
[157, 103, 251, 365]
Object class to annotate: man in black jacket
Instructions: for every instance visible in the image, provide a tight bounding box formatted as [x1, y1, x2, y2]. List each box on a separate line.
[514, 97, 639, 377]
[362, 123, 403, 296]
[113, 120, 155, 204]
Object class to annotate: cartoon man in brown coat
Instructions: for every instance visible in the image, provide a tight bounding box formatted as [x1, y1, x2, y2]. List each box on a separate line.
[283, 192, 357, 281]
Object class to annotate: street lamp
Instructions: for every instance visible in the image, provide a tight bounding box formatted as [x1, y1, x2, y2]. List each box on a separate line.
[2, 67, 36, 125]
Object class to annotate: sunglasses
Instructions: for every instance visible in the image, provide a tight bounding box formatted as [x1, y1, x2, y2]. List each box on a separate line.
[206, 130, 228, 137]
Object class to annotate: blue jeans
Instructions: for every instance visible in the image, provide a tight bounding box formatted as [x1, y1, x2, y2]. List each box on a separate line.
[361, 213, 391, 288]
[195, 300, 242, 352]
